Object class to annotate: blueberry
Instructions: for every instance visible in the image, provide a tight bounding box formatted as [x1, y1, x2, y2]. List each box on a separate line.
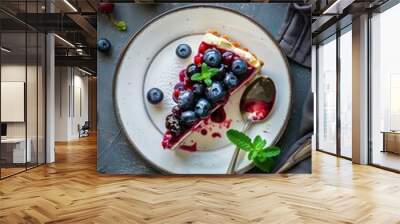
[222, 51, 234, 65]
[174, 82, 185, 92]
[186, 63, 199, 79]
[180, 111, 198, 126]
[224, 72, 239, 89]
[213, 64, 226, 81]
[231, 59, 248, 77]
[177, 90, 195, 110]
[176, 44, 192, 59]
[195, 98, 212, 118]
[203, 49, 222, 67]
[146, 88, 164, 104]
[192, 83, 205, 97]
[205, 82, 226, 103]
[97, 38, 111, 52]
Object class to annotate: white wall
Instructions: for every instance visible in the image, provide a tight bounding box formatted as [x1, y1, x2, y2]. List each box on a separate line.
[54, 66, 89, 141]
[1, 65, 41, 138]
[1, 65, 26, 139]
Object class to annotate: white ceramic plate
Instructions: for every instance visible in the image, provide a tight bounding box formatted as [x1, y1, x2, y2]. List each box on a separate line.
[114, 5, 291, 174]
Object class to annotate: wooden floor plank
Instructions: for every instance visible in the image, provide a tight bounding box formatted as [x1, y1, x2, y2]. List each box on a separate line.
[0, 135, 400, 223]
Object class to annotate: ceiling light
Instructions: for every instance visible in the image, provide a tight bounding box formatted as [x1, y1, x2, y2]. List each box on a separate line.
[1, 47, 11, 53]
[63, 0, 78, 12]
[322, 0, 355, 15]
[54, 34, 75, 48]
[78, 67, 93, 76]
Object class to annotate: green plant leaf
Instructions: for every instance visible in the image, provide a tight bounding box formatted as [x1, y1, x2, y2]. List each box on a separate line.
[255, 151, 269, 162]
[190, 63, 219, 85]
[191, 73, 203, 81]
[226, 129, 281, 174]
[253, 135, 266, 151]
[204, 78, 212, 87]
[226, 129, 253, 151]
[263, 146, 281, 158]
[115, 20, 127, 31]
[201, 63, 209, 73]
[248, 150, 258, 161]
[208, 68, 219, 76]
[253, 158, 275, 173]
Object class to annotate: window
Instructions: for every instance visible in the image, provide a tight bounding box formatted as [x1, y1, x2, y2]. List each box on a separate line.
[370, 3, 400, 171]
[0, 2, 47, 179]
[317, 36, 337, 154]
[339, 28, 352, 158]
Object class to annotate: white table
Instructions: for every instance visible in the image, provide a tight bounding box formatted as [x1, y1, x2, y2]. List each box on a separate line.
[1, 138, 31, 163]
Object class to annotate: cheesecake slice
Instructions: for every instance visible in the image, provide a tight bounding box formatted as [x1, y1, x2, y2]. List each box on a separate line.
[162, 31, 264, 150]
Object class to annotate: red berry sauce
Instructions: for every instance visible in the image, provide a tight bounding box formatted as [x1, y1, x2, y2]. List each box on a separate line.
[243, 100, 272, 121]
[210, 107, 226, 123]
[172, 89, 181, 102]
[198, 42, 210, 54]
[194, 53, 203, 65]
[211, 132, 221, 138]
[179, 69, 186, 82]
[162, 132, 177, 149]
[179, 142, 197, 152]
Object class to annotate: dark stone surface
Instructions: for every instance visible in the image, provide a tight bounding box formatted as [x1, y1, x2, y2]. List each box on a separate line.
[97, 3, 311, 174]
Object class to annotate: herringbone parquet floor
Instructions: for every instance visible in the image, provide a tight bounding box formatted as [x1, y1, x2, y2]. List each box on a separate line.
[1, 135, 400, 224]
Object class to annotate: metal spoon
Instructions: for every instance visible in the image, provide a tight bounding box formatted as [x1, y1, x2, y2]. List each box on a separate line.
[226, 76, 276, 174]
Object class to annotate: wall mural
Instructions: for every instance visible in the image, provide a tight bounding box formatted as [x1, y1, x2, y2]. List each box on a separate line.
[97, 3, 312, 174]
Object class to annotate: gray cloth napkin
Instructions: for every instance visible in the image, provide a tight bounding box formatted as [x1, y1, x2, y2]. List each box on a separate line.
[271, 5, 313, 172]
[273, 90, 314, 173]
[278, 3, 312, 68]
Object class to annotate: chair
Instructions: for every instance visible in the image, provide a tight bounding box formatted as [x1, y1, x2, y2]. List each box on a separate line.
[78, 121, 90, 138]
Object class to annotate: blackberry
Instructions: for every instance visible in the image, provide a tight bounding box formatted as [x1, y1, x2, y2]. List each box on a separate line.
[165, 114, 182, 136]
[171, 105, 182, 117]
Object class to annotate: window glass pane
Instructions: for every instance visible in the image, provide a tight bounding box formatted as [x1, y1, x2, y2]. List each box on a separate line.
[1, 30, 28, 177]
[371, 3, 400, 171]
[340, 29, 352, 158]
[318, 37, 337, 154]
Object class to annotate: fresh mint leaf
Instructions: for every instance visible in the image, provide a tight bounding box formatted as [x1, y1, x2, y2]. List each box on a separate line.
[201, 63, 209, 73]
[253, 135, 266, 151]
[248, 150, 258, 161]
[204, 78, 212, 86]
[226, 129, 253, 151]
[264, 146, 281, 158]
[226, 129, 281, 173]
[191, 73, 202, 81]
[208, 67, 219, 75]
[253, 158, 275, 173]
[255, 151, 269, 162]
[190, 63, 219, 86]
[115, 20, 127, 31]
